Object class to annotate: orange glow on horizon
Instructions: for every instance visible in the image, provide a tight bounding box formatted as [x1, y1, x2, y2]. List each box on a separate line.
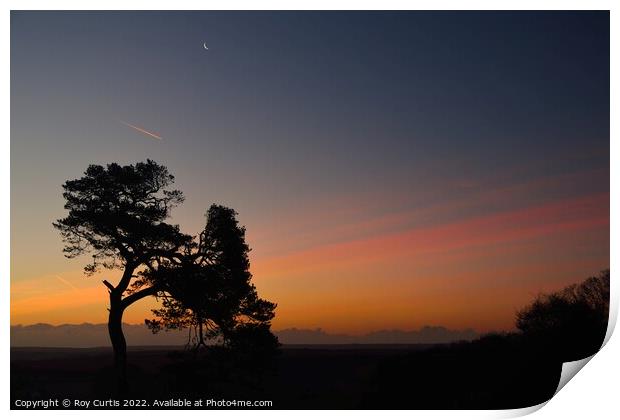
[10, 189, 609, 335]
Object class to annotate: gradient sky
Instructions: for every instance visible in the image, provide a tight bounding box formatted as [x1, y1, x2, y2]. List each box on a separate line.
[11, 11, 609, 335]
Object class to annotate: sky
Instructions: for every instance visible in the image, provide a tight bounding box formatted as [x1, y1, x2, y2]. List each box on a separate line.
[11, 11, 609, 337]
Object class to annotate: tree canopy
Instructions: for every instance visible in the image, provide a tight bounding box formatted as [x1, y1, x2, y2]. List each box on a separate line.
[145, 205, 277, 348]
[516, 269, 609, 360]
[53, 159, 191, 275]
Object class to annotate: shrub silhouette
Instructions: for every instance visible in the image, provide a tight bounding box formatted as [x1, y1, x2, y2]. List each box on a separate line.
[516, 269, 609, 360]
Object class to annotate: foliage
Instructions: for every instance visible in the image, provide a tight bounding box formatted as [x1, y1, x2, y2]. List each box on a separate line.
[53, 159, 191, 275]
[145, 204, 278, 349]
[516, 269, 609, 360]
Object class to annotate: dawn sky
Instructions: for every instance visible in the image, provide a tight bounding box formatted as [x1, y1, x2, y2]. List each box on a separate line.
[11, 11, 609, 335]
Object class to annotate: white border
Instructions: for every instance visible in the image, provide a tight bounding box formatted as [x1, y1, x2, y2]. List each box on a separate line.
[3, 1, 617, 419]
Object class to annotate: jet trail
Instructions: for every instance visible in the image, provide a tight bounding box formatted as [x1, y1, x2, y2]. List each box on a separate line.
[120, 120, 163, 140]
[55, 275, 78, 291]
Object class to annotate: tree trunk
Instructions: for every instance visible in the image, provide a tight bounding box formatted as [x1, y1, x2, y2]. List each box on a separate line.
[192, 317, 208, 350]
[108, 292, 128, 396]
[198, 320, 205, 347]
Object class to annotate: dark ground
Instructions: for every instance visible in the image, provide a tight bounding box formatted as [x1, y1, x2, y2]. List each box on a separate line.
[11, 338, 563, 410]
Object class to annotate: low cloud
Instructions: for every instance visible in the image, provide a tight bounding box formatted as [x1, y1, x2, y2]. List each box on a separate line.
[11, 323, 188, 348]
[11, 323, 478, 348]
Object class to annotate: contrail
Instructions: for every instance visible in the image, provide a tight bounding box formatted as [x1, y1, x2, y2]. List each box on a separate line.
[55, 275, 78, 291]
[120, 120, 163, 140]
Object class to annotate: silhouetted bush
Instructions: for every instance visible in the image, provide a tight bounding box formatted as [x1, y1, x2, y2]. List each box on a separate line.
[227, 324, 280, 359]
[516, 269, 609, 360]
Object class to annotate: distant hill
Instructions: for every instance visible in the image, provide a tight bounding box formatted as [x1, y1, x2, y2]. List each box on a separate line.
[10, 323, 478, 347]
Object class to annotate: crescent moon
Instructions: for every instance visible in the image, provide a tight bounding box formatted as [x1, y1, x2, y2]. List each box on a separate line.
[203, 42, 209, 50]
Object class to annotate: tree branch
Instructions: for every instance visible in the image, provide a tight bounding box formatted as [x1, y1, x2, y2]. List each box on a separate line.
[121, 285, 159, 309]
[116, 263, 137, 294]
[102, 279, 115, 292]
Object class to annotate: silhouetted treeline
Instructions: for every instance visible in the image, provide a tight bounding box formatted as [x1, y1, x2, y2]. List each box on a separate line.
[362, 270, 610, 409]
[517, 269, 609, 361]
